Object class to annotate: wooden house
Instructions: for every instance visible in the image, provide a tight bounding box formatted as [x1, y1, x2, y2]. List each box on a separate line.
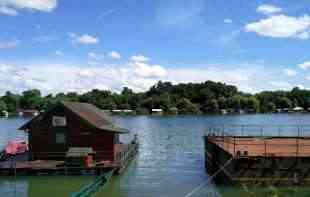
[19, 101, 129, 161]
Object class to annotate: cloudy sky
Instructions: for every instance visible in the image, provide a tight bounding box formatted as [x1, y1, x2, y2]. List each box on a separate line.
[1, 0, 310, 95]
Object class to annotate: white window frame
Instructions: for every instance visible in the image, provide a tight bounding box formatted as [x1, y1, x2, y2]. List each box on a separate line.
[52, 116, 67, 127]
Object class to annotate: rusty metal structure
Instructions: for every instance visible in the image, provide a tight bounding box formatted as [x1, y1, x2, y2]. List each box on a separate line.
[204, 125, 310, 185]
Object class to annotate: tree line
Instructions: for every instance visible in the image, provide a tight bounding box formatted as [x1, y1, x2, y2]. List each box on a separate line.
[0, 81, 309, 115]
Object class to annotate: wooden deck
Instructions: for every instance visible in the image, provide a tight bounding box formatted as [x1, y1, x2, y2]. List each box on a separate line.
[0, 141, 139, 175]
[208, 136, 310, 157]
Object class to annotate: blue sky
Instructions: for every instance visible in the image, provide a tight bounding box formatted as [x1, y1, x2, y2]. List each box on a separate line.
[1, 0, 310, 94]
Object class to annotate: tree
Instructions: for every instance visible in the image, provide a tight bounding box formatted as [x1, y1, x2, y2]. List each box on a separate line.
[2, 91, 20, 112]
[202, 99, 219, 113]
[276, 97, 292, 109]
[20, 89, 42, 109]
[245, 97, 260, 112]
[0, 99, 7, 112]
[177, 98, 201, 114]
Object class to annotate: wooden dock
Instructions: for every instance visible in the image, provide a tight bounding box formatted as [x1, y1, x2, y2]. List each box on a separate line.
[0, 140, 139, 176]
[205, 125, 310, 185]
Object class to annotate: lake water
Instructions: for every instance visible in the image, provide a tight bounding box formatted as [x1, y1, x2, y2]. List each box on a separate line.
[1, 114, 310, 197]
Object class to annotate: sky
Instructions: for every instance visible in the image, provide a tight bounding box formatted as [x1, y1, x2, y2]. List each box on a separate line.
[1, 0, 310, 95]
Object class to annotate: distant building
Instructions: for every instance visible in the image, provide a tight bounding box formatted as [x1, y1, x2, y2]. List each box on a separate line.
[293, 106, 304, 112]
[18, 109, 39, 117]
[111, 109, 134, 115]
[1, 110, 8, 118]
[151, 109, 163, 115]
[220, 109, 228, 115]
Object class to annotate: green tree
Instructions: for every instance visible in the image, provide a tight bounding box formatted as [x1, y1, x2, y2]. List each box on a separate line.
[177, 98, 201, 114]
[276, 97, 292, 109]
[20, 89, 42, 109]
[2, 91, 20, 112]
[0, 99, 7, 112]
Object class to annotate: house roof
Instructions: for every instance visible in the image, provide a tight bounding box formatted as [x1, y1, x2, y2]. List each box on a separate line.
[19, 101, 129, 134]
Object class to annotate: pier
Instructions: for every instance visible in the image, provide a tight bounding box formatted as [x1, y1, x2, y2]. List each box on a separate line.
[204, 125, 310, 185]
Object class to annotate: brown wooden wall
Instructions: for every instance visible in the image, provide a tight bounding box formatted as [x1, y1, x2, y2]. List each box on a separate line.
[28, 105, 115, 161]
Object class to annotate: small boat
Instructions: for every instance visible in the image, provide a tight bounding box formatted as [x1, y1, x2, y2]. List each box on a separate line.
[0, 140, 28, 161]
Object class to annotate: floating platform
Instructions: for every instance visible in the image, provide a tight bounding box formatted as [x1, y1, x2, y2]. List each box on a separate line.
[204, 125, 310, 185]
[0, 142, 139, 176]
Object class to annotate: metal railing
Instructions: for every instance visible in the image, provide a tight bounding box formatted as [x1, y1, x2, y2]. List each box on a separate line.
[70, 170, 114, 197]
[206, 125, 310, 137]
[205, 125, 310, 158]
[115, 136, 139, 167]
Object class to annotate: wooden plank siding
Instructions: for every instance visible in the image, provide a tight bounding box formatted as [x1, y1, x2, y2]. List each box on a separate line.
[28, 105, 117, 161]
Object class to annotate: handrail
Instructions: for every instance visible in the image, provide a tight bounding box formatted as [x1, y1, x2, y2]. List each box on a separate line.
[206, 125, 310, 137]
[114, 137, 139, 167]
[70, 170, 114, 197]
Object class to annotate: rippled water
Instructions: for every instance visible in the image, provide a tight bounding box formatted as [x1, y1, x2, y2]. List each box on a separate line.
[1, 114, 310, 197]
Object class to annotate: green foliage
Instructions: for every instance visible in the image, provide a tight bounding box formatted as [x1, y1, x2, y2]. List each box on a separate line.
[1, 80, 310, 115]
[177, 98, 201, 114]
[0, 99, 7, 112]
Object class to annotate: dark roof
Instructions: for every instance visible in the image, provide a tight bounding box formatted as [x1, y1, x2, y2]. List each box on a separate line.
[19, 101, 129, 134]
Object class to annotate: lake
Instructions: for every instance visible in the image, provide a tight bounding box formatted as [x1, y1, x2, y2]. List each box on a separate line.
[1, 114, 310, 197]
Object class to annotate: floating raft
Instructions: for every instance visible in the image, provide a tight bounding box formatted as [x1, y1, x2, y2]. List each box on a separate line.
[0, 142, 139, 176]
[204, 125, 310, 185]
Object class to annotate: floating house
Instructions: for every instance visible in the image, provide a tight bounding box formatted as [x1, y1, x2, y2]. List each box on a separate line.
[19, 101, 131, 162]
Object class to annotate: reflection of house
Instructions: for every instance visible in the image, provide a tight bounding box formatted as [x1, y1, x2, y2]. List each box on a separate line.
[151, 109, 163, 115]
[19, 101, 130, 161]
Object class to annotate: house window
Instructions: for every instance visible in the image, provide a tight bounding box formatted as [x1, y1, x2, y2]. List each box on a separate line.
[56, 131, 66, 144]
[53, 116, 66, 127]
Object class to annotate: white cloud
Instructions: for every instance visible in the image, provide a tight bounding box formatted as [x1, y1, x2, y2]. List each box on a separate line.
[224, 18, 232, 24]
[245, 15, 310, 39]
[75, 34, 99, 45]
[0, 60, 305, 95]
[257, 4, 282, 15]
[298, 61, 310, 70]
[108, 51, 121, 60]
[131, 61, 167, 78]
[0, 40, 19, 49]
[283, 68, 297, 76]
[0, 0, 57, 15]
[0, 6, 18, 16]
[130, 55, 149, 62]
[270, 81, 293, 89]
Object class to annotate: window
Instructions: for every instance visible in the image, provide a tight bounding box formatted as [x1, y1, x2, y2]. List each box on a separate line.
[56, 131, 66, 144]
[53, 116, 66, 127]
